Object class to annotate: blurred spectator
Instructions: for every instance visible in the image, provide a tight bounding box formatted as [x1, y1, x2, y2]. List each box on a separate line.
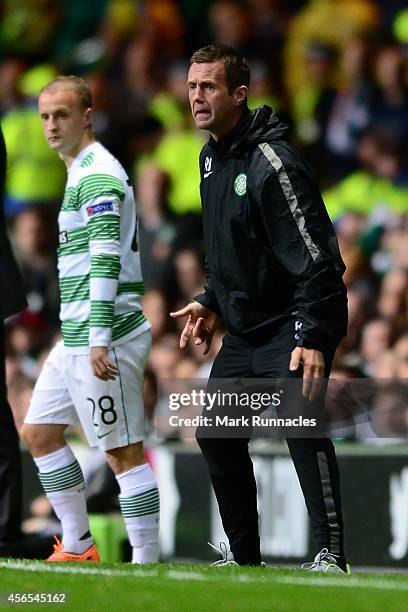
[7, 311, 49, 381]
[1, 64, 66, 216]
[149, 333, 181, 380]
[377, 268, 408, 326]
[393, 333, 408, 359]
[143, 367, 158, 429]
[0, 57, 26, 114]
[324, 128, 408, 220]
[368, 42, 408, 141]
[371, 349, 398, 379]
[369, 383, 408, 437]
[137, 164, 178, 290]
[149, 61, 190, 132]
[131, 59, 205, 220]
[84, 72, 118, 155]
[393, 334, 408, 379]
[145, 0, 185, 61]
[245, 0, 289, 78]
[12, 207, 59, 329]
[143, 289, 171, 341]
[6, 373, 34, 432]
[324, 35, 374, 182]
[174, 358, 199, 379]
[149, 110, 205, 218]
[360, 318, 393, 375]
[337, 284, 371, 357]
[335, 213, 371, 285]
[0, 0, 60, 58]
[121, 38, 158, 111]
[52, 0, 108, 68]
[292, 40, 338, 161]
[247, 61, 284, 113]
[284, 0, 380, 99]
[173, 249, 205, 301]
[208, 1, 256, 59]
[326, 361, 368, 440]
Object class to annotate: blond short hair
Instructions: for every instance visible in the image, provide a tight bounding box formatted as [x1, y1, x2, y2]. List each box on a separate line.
[40, 75, 92, 109]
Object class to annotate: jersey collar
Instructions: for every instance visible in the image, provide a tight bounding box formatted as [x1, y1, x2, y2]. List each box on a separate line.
[68, 142, 99, 174]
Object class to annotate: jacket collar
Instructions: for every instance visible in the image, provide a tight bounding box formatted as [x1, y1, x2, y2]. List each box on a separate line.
[208, 105, 251, 158]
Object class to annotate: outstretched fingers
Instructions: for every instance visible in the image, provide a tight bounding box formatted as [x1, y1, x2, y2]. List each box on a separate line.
[193, 318, 213, 354]
[170, 305, 191, 319]
[180, 315, 194, 349]
[193, 317, 205, 345]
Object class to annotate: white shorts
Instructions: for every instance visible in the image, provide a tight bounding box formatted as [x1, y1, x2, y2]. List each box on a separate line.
[25, 330, 151, 451]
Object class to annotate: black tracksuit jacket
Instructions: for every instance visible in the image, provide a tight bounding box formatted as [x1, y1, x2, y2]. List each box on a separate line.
[0, 127, 26, 320]
[194, 105, 348, 352]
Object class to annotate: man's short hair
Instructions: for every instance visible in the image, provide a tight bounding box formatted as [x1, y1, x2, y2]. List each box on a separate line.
[40, 76, 93, 109]
[190, 43, 250, 93]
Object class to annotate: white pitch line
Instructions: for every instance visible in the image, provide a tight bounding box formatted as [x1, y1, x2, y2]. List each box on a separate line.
[0, 561, 408, 592]
[0, 561, 157, 579]
[277, 576, 408, 591]
[166, 571, 208, 581]
[166, 570, 408, 591]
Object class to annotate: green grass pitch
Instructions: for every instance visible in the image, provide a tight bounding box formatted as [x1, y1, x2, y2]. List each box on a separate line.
[0, 561, 407, 611]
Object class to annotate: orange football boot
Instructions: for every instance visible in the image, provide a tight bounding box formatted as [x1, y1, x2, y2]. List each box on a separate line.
[46, 535, 100, 562]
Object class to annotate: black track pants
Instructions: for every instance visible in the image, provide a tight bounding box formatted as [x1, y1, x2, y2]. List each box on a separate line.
[196, 321, 345, 565]
[0, 321, 22, 546]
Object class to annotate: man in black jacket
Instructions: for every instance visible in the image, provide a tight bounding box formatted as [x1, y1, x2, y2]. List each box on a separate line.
[0, 126, 27, 556]
[171, 44, 349, 572]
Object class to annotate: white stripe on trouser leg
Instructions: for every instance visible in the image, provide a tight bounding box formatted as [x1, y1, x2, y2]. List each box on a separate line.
[317, 450, 340, 555]
[116, 463, 160, 563]
[34, 445, 93, 554]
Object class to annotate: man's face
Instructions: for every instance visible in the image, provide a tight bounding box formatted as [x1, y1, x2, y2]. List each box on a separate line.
[39, 88, 91, 156]
[187, 61, 244, 139]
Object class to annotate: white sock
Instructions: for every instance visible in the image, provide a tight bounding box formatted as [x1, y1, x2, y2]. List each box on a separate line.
[34, 445, 93, 554]
[116, 463, 160, 563]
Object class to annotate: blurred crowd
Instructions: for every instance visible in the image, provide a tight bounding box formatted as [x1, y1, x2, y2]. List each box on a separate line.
[2, 0, 408, 448]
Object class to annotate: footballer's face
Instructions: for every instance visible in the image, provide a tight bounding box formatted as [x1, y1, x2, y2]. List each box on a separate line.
[188, 61, 247, 140]
[39, 88, 92, 159]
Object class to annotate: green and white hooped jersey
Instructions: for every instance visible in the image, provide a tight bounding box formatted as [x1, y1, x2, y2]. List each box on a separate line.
[58, 142, 150, 354]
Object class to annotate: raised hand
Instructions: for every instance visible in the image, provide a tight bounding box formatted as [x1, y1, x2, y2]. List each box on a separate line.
[170, 302, 219, 355]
